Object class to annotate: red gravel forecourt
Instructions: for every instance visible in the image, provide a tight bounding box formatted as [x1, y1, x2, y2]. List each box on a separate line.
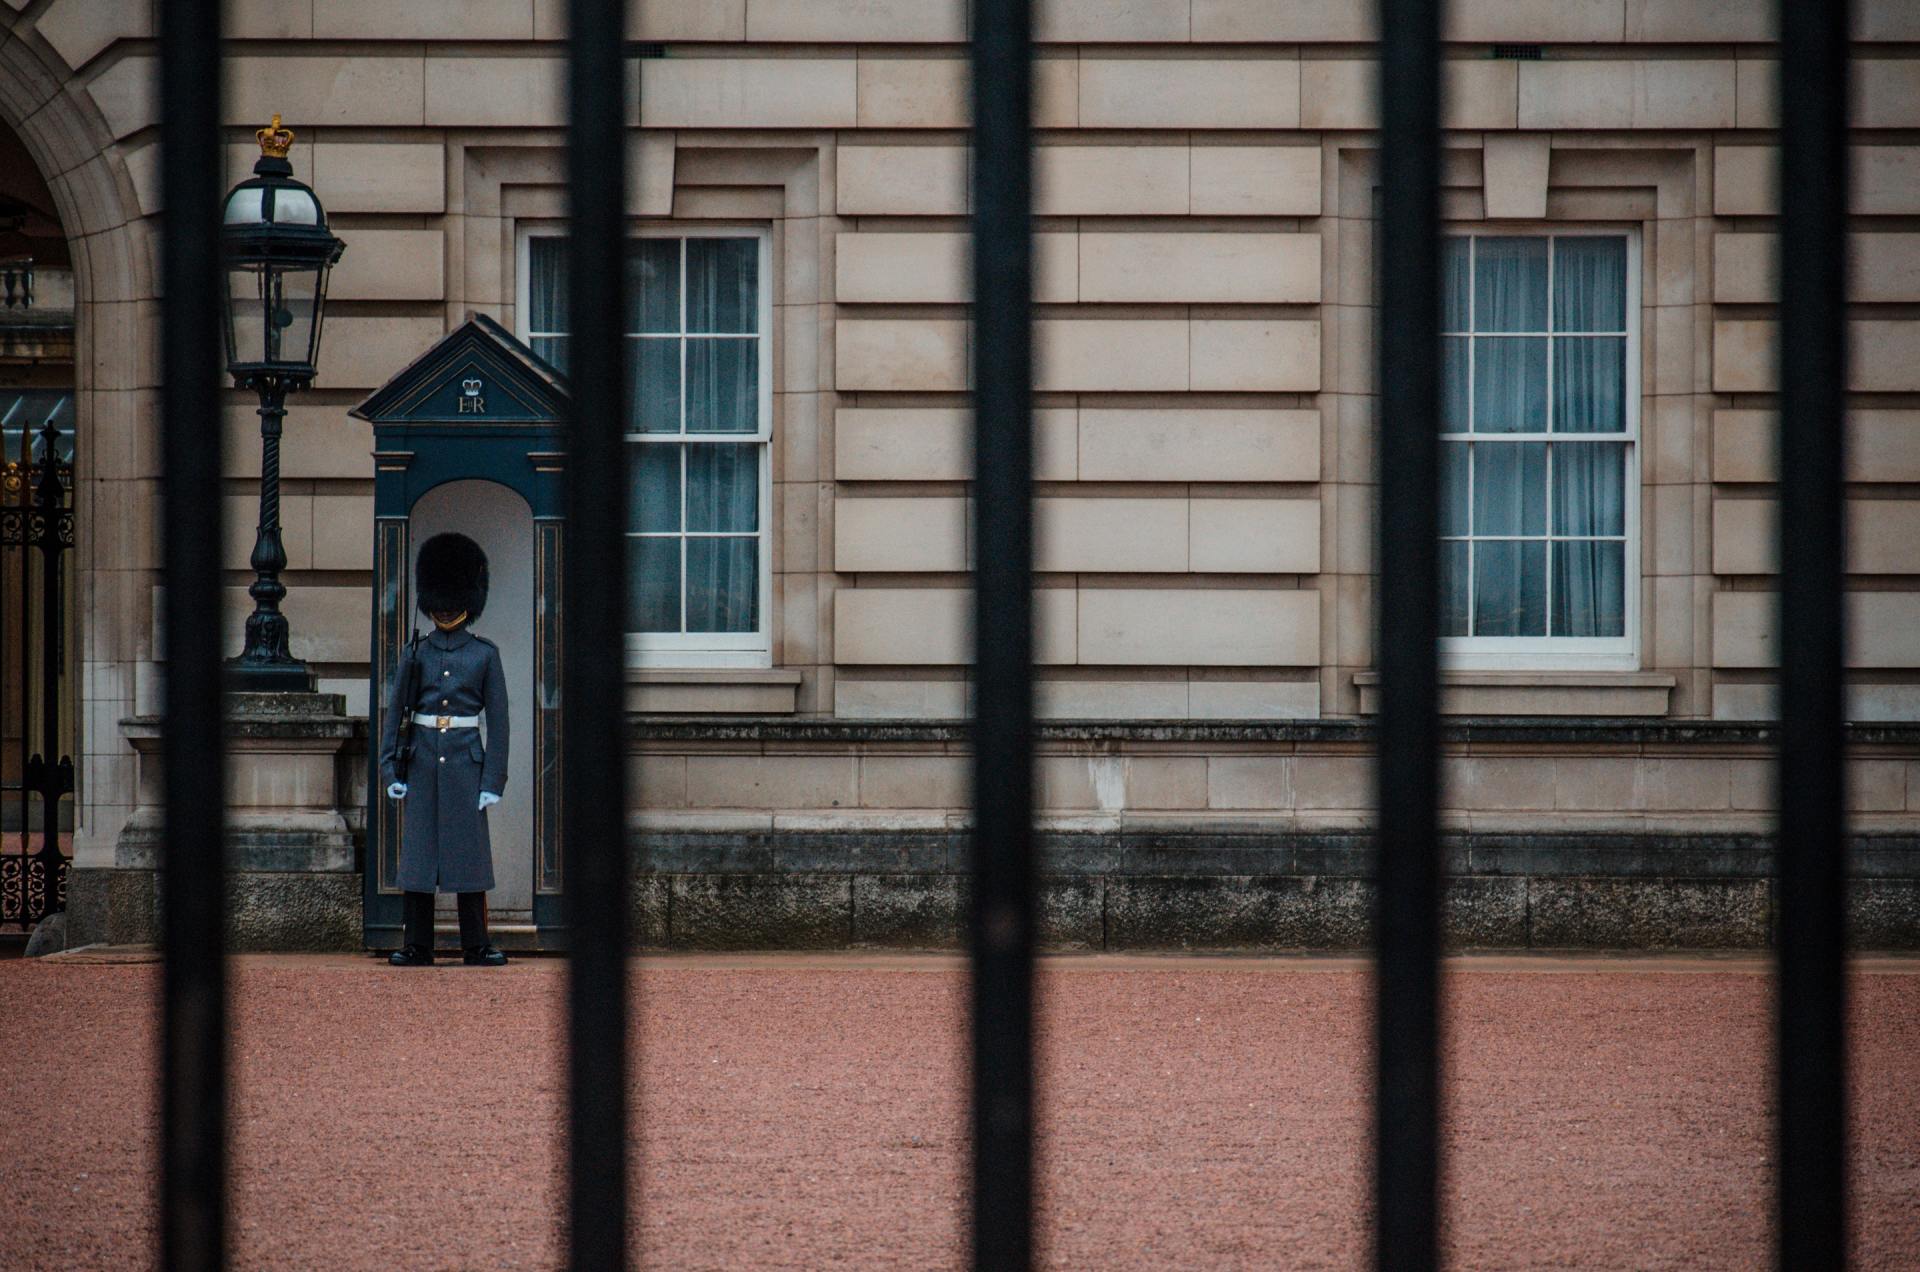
[3, 952, 1917, 1270]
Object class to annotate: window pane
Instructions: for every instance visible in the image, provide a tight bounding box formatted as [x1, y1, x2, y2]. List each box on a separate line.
[1473, 237, 1548, 332]
[1472, 338, 1547, 433]
[688, 238, 759, 334]
[1442, 337, 1470, 431]
[1551, 442, 1626, 537]
[1440, 539, 1470, 637]
[1552, 540, 1626, 637]
[632, 339, 680, 433]
[529, 237, 567, 332]
[1553, 236, 1627, 332]
[627, 536, 681, 633]
[1441, 441, 1469, 536]
[1553, 337, 1626, 433]
[531, 335, 568, 376]
[687, 444, 759, 533]
[687, 538, 758, 633]
[1473, 441, 1547, 536]
[630, 443, 681, 533]
[1442, 237, 1471, 332]
[628, 239, 679, 334]
[1473, 540, 1546, 637]
[686, 338, 758, 433]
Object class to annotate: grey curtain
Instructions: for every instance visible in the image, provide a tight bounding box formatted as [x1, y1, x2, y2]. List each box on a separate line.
[685, 444, 758, 632]
[1472, 442, 1548, 636]
[625, 443, 758, 634]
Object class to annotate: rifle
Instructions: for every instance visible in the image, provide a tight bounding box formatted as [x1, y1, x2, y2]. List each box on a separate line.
[392, 631, 423, 782]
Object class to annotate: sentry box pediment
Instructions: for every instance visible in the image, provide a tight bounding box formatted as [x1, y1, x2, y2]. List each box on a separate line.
[350, 312, 569, 428]
[351, 312, 568, 519]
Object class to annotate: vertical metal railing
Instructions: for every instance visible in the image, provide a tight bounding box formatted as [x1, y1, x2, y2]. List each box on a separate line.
[969, 0, 1037, 1267]
[158, 0, 228, 1266]
[564, 0, 633, 1266]
[1373, 0, 1443, 1267]
[1775, 0, 1851, 1264]
[145, 5, 1858, 1271]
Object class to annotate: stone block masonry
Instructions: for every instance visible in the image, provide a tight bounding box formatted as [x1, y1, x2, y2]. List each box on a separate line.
[613, 720, 1920, 952]
[12, 0, 1920, 951]
[68, 694, 367, 953]
[627, 829, 1917, 952]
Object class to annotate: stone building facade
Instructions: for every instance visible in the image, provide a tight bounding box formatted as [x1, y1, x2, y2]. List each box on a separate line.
[5, 0, 1918, 947]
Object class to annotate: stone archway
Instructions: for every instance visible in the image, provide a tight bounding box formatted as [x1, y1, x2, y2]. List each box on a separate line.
[0, 11, 162, 901]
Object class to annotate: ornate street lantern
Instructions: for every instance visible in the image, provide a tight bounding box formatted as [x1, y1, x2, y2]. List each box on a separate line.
[220, 116, 345, 690]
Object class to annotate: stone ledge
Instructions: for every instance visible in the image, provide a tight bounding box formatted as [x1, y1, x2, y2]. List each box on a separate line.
[62, 840, 1920, 952]
[122, 690, 369, 742]
[1352, 671, 1677, 717]
[65, 868, 359, 952]
[223, 691, 349, 719]
[631, 716, 1920, 748]
[635, 830, 1920, 880]
[627, 669, 803, 715]
[612, 872, 1918, 952]
[114, 810, 356, 871]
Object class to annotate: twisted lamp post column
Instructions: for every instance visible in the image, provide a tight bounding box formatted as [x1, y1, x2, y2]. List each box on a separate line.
[230, 378, 304, 686]
[218, 115, 344, 691]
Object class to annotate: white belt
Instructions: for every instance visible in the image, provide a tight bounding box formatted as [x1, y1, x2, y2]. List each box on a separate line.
[413, 712, 480, 730]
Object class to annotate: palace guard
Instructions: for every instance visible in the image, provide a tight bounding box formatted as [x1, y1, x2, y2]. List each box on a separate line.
[379, 532, 511, 967]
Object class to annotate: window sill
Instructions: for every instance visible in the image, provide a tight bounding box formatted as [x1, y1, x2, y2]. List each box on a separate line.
[1352, 671, 1675, 718]
[626, 669, 802, 716]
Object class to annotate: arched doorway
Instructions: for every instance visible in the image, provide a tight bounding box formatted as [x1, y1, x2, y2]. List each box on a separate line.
[407, 479, 538, 925]
[0, 119, 73, 938]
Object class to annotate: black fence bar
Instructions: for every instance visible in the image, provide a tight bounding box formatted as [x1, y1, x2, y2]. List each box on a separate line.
[969, 0, 1036, 1267]
[1373, 0, 1444, 1267]
[563, 0, 632, 1266]
[158, 0, 228, 1265]
[1775, 0, 1851, 1263]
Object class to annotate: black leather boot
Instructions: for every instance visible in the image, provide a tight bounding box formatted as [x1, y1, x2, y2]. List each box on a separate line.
[388, 944, 434, 967]
[464, 945, 509, 967]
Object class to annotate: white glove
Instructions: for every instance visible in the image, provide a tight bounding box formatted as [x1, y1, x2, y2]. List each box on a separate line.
[387, 782, 407, 800]
[478, 791, 501, 812]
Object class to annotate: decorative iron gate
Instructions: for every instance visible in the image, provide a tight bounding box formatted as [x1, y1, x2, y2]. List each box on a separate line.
[0, 395, 73, 931]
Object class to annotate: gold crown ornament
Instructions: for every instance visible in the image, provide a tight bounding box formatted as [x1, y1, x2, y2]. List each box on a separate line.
[256, 114, 296, 159]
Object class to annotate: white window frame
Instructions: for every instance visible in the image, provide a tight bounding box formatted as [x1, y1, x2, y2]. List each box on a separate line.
[517, 223, 775, 669]
[1438, 225, 1642, 672]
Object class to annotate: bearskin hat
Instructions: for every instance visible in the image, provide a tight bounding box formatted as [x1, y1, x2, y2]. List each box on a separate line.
[415, 532, 489, 621]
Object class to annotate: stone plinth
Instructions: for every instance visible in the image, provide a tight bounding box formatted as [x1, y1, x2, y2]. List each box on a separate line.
[67, 693, 367, 951]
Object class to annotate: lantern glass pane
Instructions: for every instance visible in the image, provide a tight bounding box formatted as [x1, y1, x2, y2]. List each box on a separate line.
[226, 262, 327, 373]
[223, 187, 266, 226]
[302, 265, 333, 371]
[225, 265, 268, 368]
[273, 265, 321, 370]
[269, 186, 320, 226]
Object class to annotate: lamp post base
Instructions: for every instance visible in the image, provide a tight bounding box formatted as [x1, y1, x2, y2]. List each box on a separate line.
[224, 656, 317, 693]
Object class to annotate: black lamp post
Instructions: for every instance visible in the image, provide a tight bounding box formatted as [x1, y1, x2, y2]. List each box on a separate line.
[220, 116, 345, 691]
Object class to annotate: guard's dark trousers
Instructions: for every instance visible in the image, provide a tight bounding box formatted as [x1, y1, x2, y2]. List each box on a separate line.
[402, 889, 488, 950]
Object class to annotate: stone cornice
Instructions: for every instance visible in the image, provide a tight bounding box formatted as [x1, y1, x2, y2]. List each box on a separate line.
[627, 717, 1920, 748]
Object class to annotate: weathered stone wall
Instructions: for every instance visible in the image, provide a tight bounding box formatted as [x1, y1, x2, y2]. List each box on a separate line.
[68, 695, 366, 951]
[627, 832, 1920, 951]
[617, 720, 1920, 950]
[0, 0, 1916, 947]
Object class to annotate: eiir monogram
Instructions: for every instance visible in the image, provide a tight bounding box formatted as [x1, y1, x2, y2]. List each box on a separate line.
[457, 376, 487, 414]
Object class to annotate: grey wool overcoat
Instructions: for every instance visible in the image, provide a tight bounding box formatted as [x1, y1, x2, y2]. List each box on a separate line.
[377, 625, 509, 893]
